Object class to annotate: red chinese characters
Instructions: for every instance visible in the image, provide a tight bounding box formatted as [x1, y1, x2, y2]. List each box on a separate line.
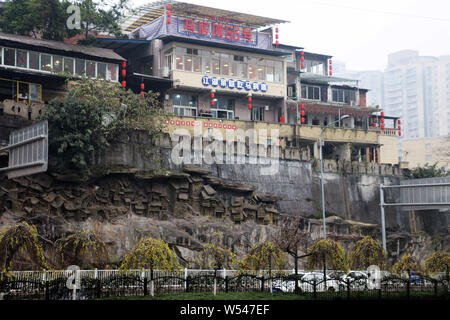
[180, 17, 253, 43]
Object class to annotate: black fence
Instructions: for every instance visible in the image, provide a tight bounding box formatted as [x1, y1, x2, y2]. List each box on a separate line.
[0, 271, 448, 300]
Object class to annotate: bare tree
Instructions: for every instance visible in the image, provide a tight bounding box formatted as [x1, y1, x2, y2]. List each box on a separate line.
[272, 215, 311, 292]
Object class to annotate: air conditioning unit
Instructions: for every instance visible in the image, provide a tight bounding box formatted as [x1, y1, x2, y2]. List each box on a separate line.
[160, 67, 169, 78]
[265, 105, 270, 111]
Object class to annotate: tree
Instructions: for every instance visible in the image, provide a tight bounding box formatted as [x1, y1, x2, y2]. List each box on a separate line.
[348, 236, 386, 270]
[306, 239, 348, 273]
[238, 241, 287, 274]
[194, 231, 236, 270]
[404, 163, 450, 179]
[0, 0, 77, 41]
[272, 216, 310, 290]
[0, 222, 48, 272]
[424, 251, 450, 275]
[56, 229, 108, 269]
[73, 0, 130, 41]
[119, 238, 181, 271]
[391, 253, 421, 275]
[42, 77, 165, 175]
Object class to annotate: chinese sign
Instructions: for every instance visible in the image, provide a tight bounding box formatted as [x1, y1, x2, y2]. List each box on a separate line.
[166, 119, 237, 131]
[177, 15, 258, 47]
[201, 76, 268, 93]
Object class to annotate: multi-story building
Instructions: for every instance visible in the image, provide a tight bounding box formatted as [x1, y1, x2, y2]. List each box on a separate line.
[0, 32, 124, 144]
[106, 0, 401, 165]
[401, 136, 450, 169]
[384, 50, 450, 161]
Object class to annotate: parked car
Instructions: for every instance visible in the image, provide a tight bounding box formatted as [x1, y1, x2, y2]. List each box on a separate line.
[299, 272, 340, 293]
[340, 271, 368, 291]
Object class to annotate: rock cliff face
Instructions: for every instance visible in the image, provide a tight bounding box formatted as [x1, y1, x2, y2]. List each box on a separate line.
[0, 131, 448, 268]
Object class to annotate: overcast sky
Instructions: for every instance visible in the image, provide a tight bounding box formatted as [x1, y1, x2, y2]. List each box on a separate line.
[130, 0, 450, 71]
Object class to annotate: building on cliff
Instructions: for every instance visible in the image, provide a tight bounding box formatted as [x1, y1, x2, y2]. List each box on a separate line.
[0, 0, 401, 167]
[105, 0, 400, 166]
[0, 32, 125, 144]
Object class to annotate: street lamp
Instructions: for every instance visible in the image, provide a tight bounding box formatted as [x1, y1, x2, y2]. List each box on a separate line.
[319, 115, 349, 239]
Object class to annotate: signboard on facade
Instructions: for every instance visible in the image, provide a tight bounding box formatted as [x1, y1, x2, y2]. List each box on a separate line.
[201, 76, 268, 93]
[0, 121, 48, 179]
[177, 15, 258, 47]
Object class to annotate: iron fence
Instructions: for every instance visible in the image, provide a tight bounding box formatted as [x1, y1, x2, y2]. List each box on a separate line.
[0, 269, 448, 300]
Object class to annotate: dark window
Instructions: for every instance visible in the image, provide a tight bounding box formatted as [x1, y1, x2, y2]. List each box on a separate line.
[29, 52, 39, 70]
[97, 63, 106, 79]
[40, 54, 52, 71]
[53, 56, 63, 72]
[86, 61, 96, 77]
[4, 48, 15, 66]
[75, 59, 85, 76]
[17, 50, 27, 68]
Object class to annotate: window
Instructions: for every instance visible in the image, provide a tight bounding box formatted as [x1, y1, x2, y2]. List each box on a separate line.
[184, 55, 192, 71]
[221, 53, 230, 76]
[274, 61, 283, 83]
[63, 57, 74, 74]
[29, 84, 41, 103]
[426, 155, 432, 161]
[17, 50, 27, 68]
[302, 85, 320, 100]
[40, 54, 52, 71]
[29, 51, 39, 70]
[107, 64, 118, 81]
[175, 47, 185, 70]
[86, 61, 96, 77]
[201, 50, 211, 74]
[193, 56, 201, 72]
[53, 55, 63, 72]
[75, 59, 85, 76]
[173, 93, 198, 116]
[251, 106, 264, 121]
[425, 143, 431, 150]
[4, 48, 15, 66]
[97, 63, 106, 79]
[211, 98, 234, 119]
[332, 88, 356, 104]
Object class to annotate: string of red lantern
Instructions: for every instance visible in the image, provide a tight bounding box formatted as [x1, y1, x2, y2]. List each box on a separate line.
[380, 111, 384, 130]
[398, 119, 402, 136]
[275, 27, 279, 47]
[210, 91, 215, 107]
[329, 59, 333, 76]
[140, 83, 145, 98]
[167, 4, 172, 24]
[121, 61, 126, 88]
[300, 50, 304, 69]
[300, 104, 305, 124]
[248, 95, 252, 110]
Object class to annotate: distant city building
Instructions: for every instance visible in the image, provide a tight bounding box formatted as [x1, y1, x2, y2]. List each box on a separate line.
[401, 136, 450, 169]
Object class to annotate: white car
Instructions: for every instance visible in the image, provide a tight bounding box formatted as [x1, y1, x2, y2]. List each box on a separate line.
[299, 272, 340, 293]
[340, 271, 368, 291]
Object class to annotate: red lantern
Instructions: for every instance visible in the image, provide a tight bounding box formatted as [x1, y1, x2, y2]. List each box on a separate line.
[372, 118, 376, 122]
[329, 60, 332, 65]
[301, 117, 305, 124]
[300, 50, 304, 56]
[210, 92, 215, 99]
[398, 125, 401, 130]
[121, 69, 126, 77]
[372, 123, 376, 128]
[140, 92, 145, 98]
[275, 40, 279, 47]
[248, 96, 252, 103]
[167, 11, 171, 17]
[211, 100, 215, 106]
[300, 110, 305, 117]
[275, 27, 279, 33]
[329, 65, 332, 70]
[398, 119, 401, 125]
[300, 56, 304, 62]
[140, 83, 145, 90]
[275, 34, 279, 40]
[166, 4, 172, 10]
[167, 18, 171, 24]
[380, 118, 384, 123]
[301, 62, 304, 69]
[381, 112, 384, 117]
[329, 71, 333, 76]
[300, 104, 305, 109]
[398, 131, 402, 136]
[121, 81, 126, 88]
[381, 124, 385, 130]
[121, 61, 126, 69]
[248, 104, 252, 110]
